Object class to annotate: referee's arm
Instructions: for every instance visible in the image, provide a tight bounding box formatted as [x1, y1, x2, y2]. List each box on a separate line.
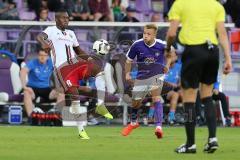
[216, 22, 232, 74]
[166, 20, 180, 53]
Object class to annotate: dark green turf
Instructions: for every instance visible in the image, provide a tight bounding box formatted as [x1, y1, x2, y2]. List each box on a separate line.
[0, 126, 239, 160]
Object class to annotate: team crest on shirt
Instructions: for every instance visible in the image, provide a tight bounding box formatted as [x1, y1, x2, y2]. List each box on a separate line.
[155, 52, 160, 56]
[34, 68, 40, 74]
[144, 57, 156, 64]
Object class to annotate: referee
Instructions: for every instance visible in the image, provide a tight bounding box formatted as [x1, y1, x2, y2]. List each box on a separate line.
[165, 0, 232, 154]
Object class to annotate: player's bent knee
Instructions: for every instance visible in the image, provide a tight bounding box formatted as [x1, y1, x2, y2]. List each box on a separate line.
[172, 92, 179, 97]
[58, 93, 65, 99]
[24, 90, 32, 97]
[172, 93, 179, 101]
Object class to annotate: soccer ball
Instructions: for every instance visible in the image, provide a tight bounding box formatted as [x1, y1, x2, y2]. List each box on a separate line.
[92, 39, 110, 56]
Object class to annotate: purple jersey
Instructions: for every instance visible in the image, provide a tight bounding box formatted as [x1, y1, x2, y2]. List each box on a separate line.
[126, 39, 166, 80]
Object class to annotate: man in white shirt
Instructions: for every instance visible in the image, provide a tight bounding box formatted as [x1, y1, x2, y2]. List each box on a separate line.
[37, 10, 113, 139]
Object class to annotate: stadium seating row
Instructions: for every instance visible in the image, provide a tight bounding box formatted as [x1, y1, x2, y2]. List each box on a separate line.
[13, 0, 164, 21]
[229, 29, 240, 56]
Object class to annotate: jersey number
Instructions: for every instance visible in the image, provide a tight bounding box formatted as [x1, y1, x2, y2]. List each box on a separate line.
[66, 80, 72, 87]
[65, 45, 73, 64]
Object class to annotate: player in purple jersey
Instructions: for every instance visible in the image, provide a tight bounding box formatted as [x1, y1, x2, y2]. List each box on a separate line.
[121, 24, 175, 139]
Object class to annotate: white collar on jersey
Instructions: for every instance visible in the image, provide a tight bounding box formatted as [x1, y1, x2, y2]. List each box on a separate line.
[144, 39, 156, 48]
[55, 26, 66, 34]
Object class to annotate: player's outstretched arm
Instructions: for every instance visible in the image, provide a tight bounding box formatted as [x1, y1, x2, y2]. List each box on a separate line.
[125, 59, 134, 84]
[73, 46, 91, 61]
[36, 32, 51, 53]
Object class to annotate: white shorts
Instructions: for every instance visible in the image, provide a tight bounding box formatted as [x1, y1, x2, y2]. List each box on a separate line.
[132, 74, 165, 100]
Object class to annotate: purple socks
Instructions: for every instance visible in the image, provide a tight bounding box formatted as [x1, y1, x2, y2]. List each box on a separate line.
[154, 101, 163, 127]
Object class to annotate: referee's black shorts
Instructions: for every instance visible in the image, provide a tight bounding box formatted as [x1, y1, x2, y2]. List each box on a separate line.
[181, 43, 219, 89]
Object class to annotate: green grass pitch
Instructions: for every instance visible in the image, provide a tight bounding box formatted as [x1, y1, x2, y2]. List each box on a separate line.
[0, 126, 239, 160]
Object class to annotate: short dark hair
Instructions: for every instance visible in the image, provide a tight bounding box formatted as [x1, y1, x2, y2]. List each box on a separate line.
[126, 6, 136, 12]
[36, 44, 44, 52]
[9, 1, 16, 8]
[55, 9, 68, 19]
[39, 7, 49, 13]
[38, 48, 47, 53]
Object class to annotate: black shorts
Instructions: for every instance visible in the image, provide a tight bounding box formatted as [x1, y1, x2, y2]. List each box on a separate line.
[181, 43, 219, 89]
[30, 87, 53, 102]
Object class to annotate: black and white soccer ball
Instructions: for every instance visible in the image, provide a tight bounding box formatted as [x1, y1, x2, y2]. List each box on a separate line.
[92, 39, 110, 56]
